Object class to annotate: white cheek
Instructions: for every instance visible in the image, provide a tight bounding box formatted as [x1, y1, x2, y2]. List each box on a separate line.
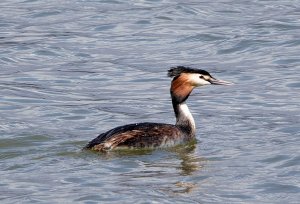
[198, 78, 211, 86]
[190, 75, 210, 86]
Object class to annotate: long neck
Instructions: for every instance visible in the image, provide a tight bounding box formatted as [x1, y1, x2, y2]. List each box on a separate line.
[170, 75, 196, 137]
[172, 99, 196, 137]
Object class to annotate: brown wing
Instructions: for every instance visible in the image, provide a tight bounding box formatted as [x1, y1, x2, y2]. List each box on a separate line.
[90, 129, 145, 151]
[119, 124, 183, 148]
[86, 123, 183, 152]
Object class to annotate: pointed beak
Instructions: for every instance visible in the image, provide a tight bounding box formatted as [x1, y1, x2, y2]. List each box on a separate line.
[209, 78, 234, 85]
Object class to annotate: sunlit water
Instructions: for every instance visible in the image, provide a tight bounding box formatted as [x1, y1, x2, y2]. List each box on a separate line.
[1, 0, 300, 203]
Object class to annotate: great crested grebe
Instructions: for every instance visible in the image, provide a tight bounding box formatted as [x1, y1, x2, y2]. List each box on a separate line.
[85, 66, 232, 151]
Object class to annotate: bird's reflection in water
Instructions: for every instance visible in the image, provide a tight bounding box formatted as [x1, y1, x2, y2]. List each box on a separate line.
[170, 139, 203, 176]
[86, 139, 206, 195]
[164, 139, 207, 194]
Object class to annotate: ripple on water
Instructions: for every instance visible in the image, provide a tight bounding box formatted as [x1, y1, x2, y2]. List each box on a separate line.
[1, 0, 300, 203]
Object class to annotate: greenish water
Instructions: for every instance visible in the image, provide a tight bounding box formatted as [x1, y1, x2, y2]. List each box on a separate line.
[1, 0, 299, 203]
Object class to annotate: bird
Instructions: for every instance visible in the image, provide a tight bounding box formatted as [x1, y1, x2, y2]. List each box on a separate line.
[85, 66, 232, 152]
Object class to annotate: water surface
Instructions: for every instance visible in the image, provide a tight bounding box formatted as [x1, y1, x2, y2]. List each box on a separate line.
[1, 0, 300, 203]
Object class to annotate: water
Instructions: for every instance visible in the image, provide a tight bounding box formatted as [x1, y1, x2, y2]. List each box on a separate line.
[1, 0, 300, 203]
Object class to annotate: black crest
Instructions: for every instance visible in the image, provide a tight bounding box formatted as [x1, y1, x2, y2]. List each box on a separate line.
[168, 66, 211, 78]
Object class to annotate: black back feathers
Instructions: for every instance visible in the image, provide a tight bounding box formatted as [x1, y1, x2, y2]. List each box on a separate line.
[168, 66, 211, 78]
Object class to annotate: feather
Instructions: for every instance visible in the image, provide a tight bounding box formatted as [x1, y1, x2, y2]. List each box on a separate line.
[168, 66, 211, 78]
[85, 123, 185, 152]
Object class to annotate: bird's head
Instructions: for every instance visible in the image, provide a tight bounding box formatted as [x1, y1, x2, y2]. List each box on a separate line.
[168, 66, 233, 87]
[168, 66, 233, 103]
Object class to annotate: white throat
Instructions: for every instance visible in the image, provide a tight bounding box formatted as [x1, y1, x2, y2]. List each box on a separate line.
[176, 103, 196, 134]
